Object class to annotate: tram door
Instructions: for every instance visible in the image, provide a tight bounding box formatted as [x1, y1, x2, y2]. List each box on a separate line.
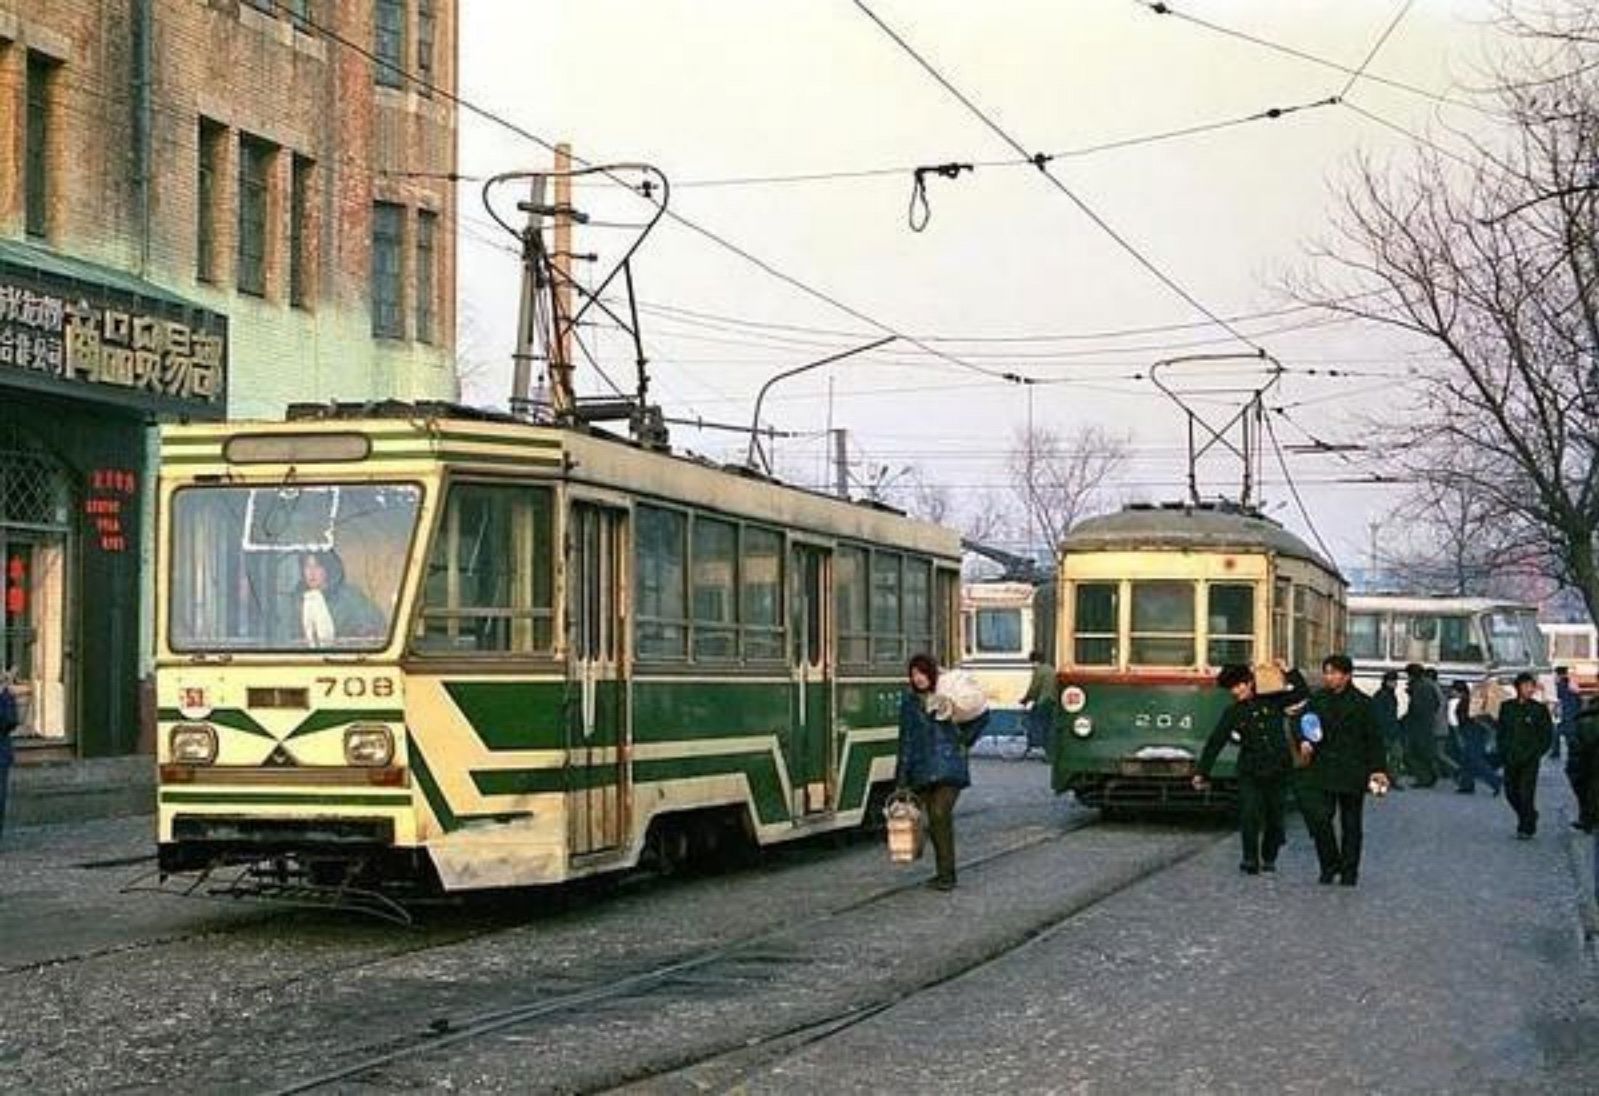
[788, 544, 834, 818]
[567, 503, 629, 857]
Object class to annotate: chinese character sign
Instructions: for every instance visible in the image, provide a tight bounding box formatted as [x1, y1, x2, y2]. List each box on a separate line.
[84, 467, 139, 553]
[0, 266, 227, 416]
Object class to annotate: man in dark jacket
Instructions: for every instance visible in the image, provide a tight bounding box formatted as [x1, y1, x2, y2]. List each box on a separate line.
[1402, 663, 1440, 787]
[1569, 696, 1599, 832]
[1192, 663, 1310, 875]
[1372, 671, 1403, 788]
[0, 676, 19, 842]
[1498, 672, 1554, 839]
[1299, 654, 1390, 886]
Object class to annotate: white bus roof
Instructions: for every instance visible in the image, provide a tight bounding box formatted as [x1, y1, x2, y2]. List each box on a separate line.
[1349, 595, 1537, 614]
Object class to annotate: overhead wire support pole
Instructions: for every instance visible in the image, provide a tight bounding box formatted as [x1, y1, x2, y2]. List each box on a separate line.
[509, 174, 549, 419]
[747, 337, 897, 473]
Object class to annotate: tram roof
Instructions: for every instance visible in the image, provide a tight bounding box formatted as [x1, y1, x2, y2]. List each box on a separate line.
[1060, 502, 1340, 575]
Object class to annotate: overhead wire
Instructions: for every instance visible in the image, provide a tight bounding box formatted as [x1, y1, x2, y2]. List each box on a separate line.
[850, 0, 1264, 354]
[1263, 410, 1339, 562]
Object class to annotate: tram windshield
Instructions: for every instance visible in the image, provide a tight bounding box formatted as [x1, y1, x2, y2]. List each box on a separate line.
[168, 483, 422, 652]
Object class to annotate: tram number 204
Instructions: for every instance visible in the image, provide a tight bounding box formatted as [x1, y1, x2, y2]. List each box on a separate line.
[1133, 713, 1194, 730]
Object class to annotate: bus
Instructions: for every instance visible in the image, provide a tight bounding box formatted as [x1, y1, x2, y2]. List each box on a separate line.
[959, 580, 1055, 752]
[1538, 621, 1598, 693]
[1347, 595, 1555, 702]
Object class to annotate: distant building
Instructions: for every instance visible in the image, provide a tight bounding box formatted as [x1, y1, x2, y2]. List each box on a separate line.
[1, 0, 459, 763]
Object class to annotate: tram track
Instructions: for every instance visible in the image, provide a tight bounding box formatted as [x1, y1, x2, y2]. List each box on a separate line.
[257, 813, 1211, 1096]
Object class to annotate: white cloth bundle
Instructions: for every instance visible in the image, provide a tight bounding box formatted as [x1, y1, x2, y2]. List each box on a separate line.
[927, 669, 989, 723]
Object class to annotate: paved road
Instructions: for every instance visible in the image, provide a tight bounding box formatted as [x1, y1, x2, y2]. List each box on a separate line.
[686, 763, 1599, 1096]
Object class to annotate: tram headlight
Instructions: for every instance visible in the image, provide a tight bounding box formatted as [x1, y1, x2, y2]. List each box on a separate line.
[169, 723, 218, 765]
[344, 724, 395, 767]
[1072, 716, 1094, 738]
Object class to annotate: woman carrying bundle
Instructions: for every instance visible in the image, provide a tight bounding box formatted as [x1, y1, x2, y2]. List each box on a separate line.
[895, 653, 990, 892]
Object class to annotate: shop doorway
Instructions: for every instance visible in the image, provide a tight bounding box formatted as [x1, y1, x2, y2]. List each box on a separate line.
[0, 424, 73, 740]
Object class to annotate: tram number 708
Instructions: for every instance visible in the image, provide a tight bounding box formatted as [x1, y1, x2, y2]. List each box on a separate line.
[1133, 713, 1194, 731]
[315, 676, 396, 699]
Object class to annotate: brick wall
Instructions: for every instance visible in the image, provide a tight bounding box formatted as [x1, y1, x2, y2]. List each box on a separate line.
[0, 0, 460, 415]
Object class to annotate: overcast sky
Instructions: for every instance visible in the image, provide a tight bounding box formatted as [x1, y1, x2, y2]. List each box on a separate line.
[456, 0, 1508, 568]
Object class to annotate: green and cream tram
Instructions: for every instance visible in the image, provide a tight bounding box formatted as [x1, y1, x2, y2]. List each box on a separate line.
[1052, 503, 1346, 810]
[155, 406, 961, 894]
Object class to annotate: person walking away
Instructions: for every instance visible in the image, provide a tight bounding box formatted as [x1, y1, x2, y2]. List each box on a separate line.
[1569, 695, 1599, 832]
[896, 653, 989, 890]
[1402, 664, 1440, 788]
[1454, 681, 1503, 797]
[1554, 666, 1580, 761]
[1192, 662, 1310, 874]
[1372, 671, 1405, 790]
[1497, 672, 1554, 840]
[0, 674, 19, 843]
[1019, 649, 1059, 757]
[1298, 654, 1390, 886]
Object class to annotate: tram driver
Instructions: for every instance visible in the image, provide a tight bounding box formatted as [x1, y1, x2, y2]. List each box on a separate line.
[292, 550, 385, 648]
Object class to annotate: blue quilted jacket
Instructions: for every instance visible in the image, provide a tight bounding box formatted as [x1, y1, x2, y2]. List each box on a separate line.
[895, 690, 989, 789]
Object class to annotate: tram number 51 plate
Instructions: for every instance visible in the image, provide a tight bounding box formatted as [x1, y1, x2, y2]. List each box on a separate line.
[315, 676, 396, 699]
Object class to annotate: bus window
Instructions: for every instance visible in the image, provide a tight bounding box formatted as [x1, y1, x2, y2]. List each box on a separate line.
[1484, 611, 1532, 666]
[1438, 615, 1481, 663]
[1073, 583, 1118, 666]
[975, 608, 1023, 655]
[1206, 584, 1255, 666]
[1130, 581, 1195, 666]
[1348, 612, 1384, 661]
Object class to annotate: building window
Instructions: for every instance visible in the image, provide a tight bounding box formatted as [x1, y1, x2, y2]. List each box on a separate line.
[196, 118, 225, 283]
[25, 53, 57, 239]
[286, 0, 312, 30]
[417, 0, 436, 92]
[374, 0, 406, 88]
[371, 201, 405, 338]
[290, 156, 314, 308]
[415, 484, 554, 655]
[415, 209, 436, 342]
[237, 135, 274, 298]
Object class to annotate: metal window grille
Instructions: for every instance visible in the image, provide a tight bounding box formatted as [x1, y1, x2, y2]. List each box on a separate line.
[415, 209, 436, 343]
[237, 136, 273, 297]
[0, 425, 71, 530]
[374, 0, 406, 89]
[371, 201, 405, 338]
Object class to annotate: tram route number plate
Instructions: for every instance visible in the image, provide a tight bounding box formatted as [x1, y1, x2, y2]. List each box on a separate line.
[314, 676, 397, 699]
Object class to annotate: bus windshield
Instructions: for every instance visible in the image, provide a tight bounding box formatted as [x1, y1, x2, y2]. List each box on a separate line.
[168, 483, 422, 652]
[1483, 609, 1544, 667]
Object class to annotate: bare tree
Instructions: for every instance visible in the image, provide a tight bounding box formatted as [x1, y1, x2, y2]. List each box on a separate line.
[1376, 471, 1552, 596]
[1006, 424, 1127, 556]
[1294, 8, 1599, 621]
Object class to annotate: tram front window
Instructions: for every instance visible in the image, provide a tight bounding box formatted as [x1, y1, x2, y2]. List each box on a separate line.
[1130, 581, 1195, 666]
[974, 608, 1023, 655]
[169, 484, 421, 652]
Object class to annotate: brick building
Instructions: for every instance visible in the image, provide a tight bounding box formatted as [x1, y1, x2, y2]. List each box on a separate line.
[0, 0, 460, 766]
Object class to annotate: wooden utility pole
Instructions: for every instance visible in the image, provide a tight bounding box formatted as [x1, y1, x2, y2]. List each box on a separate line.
[550, 143, 576, 419]
[833, 428, 849, 499]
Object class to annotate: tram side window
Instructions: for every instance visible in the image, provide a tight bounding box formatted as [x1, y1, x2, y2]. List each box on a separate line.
[1293, 587, 1333, 669]
[1272, 579, 1291, 663]
[1072, 583, 1118, 666]
[691, 516, 738, 661]
[1206, 583, 1255, 666]
[635, 505, 689, 660]
[1129, 581, 1195, 666]
[836, 545, 869, 664]
[904, 559, 933, 659]
[416, 484, 554, 655]
[871, 551, 904, 665]
[741, 526, 784, 661]
[1348, 612, 1385, 661]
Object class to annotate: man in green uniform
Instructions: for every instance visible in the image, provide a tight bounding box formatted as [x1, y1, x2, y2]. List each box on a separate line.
[1193, 662, 1310, 875]
[1298, 654, 1390, 886]
[1497, 672, 1554, 839]
[1019, 650, 1059, 756]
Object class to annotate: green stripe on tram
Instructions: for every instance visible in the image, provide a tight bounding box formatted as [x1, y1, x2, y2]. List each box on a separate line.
[445, 680, 568, 751]
[633, 751, 790, 826]
[157, 707, 276, 740]
[630, 680, 789, 743]
[408, 734, 529, 832]
[838, 737, 899, 812]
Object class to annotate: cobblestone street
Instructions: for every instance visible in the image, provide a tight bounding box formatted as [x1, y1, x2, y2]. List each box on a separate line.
[1, 758, 1593, 1094]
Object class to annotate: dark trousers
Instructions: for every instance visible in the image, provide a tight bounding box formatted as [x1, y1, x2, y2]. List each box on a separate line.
[1404, 729, 1437, 785]
[1569, 748, 1599, 828]
[917, 783, 961, 883]
[1456, 725, 1502, 794]
[1503, 760, 1540, 835]
[1238, 774, 1287, 867]
[0, 756, 10, 840]
[1300, 786, 1366, 879]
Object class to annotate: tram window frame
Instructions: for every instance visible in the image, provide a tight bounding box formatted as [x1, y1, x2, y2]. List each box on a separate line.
[1205, 583, 1256, 667]
[414, 482, 555, 657]
[1272, 579, 1292, 663]
[870, 550, 905, 665]
[1294, 587, 1332, 669]
[634, 504, 690, 661]
[691, 515, 739, 663]
[974, 608, 1025, 656]
[836, 544, 870, 666]
[1071, 582, 1119, 666]
[740, 525, 785, 663]
[1128, 581, 1196, 667]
